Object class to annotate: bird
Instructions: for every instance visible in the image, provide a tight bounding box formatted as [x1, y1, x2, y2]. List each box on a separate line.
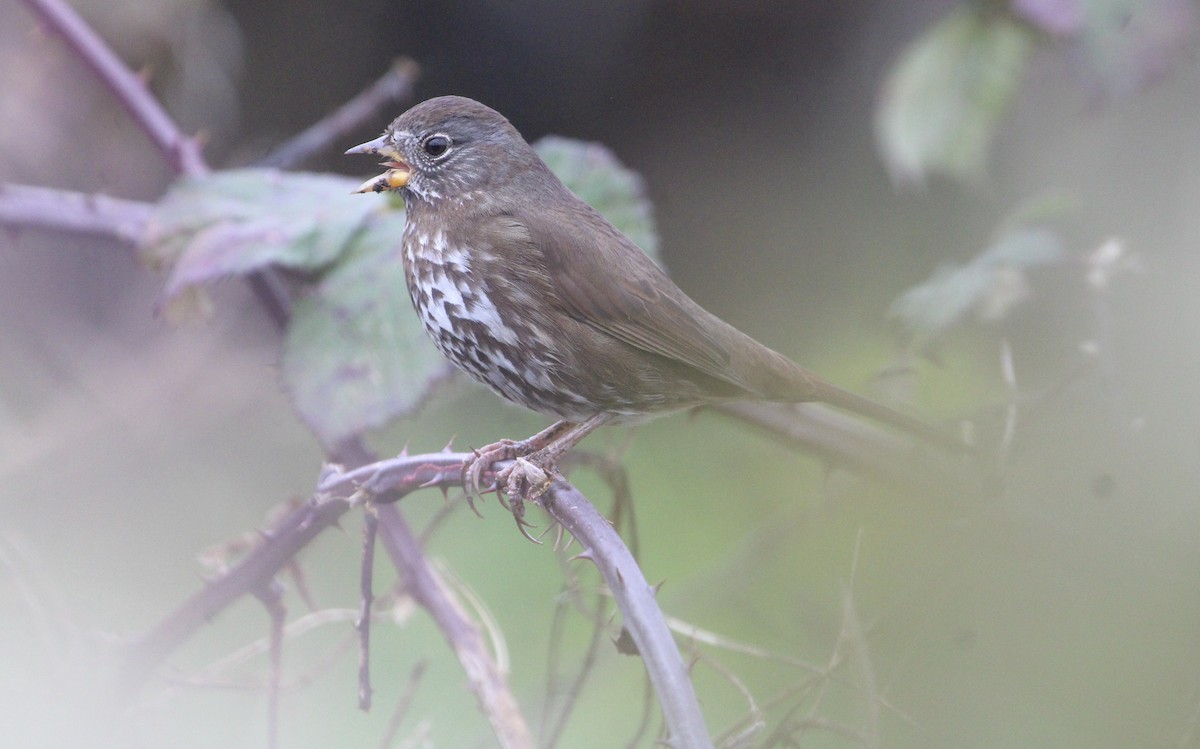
[347, 95, 963, 535]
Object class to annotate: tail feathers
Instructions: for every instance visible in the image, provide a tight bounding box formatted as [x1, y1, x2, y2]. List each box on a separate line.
[724, 331, 968, 453]
[754, 351, 967, 453]
[807, 378, 968, 454]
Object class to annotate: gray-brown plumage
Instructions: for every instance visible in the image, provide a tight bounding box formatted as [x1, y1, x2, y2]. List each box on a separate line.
[347, 96, 959, 526]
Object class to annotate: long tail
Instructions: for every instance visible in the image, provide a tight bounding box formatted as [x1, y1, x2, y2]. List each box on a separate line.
[713, 317, 969, 453]
[805, 376, 969, 454]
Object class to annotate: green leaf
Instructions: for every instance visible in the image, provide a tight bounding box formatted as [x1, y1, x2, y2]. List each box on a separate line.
[535, 136, 660, 259]
[281, 209, 444, 445]
[889, 263, 996, 338]
[142, 169, 387, 315]
[890, 226, 1065, 341]
[876, 7, 1036, 184]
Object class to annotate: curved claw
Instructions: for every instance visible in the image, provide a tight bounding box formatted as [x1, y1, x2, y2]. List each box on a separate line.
[460, 439, 525, 517]
[508, 498, 542, 544]
[460, 450, 492, 518]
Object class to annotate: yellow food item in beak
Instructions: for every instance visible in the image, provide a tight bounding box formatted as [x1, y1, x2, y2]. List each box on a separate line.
[353, 167, 409, 194]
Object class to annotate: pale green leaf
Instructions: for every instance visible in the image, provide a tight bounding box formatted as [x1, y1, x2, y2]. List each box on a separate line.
[876, 7, 1036, 184]
[142, 169, 386, 310]
[281, 210, 443, 445]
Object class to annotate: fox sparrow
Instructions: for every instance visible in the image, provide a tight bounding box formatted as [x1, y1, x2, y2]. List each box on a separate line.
[348, 96, 960, 534]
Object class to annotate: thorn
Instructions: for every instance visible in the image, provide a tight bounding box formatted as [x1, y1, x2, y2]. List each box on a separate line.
[439, 485, 450, 505]
[442, 435, 457, 453]
[568, 549, 595, 563]
[652, 579, 667, 596]
[399, 442, 409, 457]
[417, 476, 443, 490]
[136, 64, 154, 85]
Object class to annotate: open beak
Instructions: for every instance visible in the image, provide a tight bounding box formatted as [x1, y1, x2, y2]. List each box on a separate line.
[346, 134, 411, 194]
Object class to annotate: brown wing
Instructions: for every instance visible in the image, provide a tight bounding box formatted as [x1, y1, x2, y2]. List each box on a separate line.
[496, 202, 763, 396]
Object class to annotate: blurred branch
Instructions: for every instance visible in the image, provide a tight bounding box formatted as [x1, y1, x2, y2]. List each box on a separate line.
[257, 58, 420, 169]
[123, 451, 536, 747]
[252, 581, 287, 749]
[21, 0, 208, 176]
[0, 184, 151, 244]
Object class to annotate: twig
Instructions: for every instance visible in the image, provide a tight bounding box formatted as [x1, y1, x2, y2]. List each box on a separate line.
[358, 504, 379, 711]
[377, 660, 428, 749]
[253, 580, 287, 749]
[150, 607, 359, 700]
[541, 560, 608, 749]
[257, 58, 420, 169]
[120, 453, 462, 694]
[623, 676, 656, 749]
[119, 491, 352, 694]
[21, 0, 207, 176]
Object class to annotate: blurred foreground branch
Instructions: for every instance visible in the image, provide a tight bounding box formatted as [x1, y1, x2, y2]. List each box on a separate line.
[257, 58, 420, 169]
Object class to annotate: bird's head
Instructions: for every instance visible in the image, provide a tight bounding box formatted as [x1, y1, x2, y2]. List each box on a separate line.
[346, 95, 536, 202]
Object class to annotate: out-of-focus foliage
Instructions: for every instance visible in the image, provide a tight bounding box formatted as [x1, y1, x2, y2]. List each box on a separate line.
[142, 170, 378, 312]
[877, 0, 1196, 184]
[875, 6, 1034, 184]
[889, 192, 1074, 347]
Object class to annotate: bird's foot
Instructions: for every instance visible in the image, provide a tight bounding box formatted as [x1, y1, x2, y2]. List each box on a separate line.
[460, 421, 575, 528]
[459, 416, 611, 541]
[494, 456, 555, 543]
[461, 438, 523, 517]
[461, 443, 556, 543]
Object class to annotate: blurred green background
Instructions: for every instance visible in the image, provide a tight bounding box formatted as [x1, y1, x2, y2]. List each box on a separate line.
[2, 1, 1199, 747]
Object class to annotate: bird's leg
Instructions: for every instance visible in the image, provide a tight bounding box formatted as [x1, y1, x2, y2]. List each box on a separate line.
[461, 413, 613, 541]
[461, 420, 576, 514]
[498, 413, 614, 496]
[497, 413, 614, 540]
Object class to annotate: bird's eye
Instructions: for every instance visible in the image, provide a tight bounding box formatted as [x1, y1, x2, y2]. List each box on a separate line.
[421, 134, 452, 158]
